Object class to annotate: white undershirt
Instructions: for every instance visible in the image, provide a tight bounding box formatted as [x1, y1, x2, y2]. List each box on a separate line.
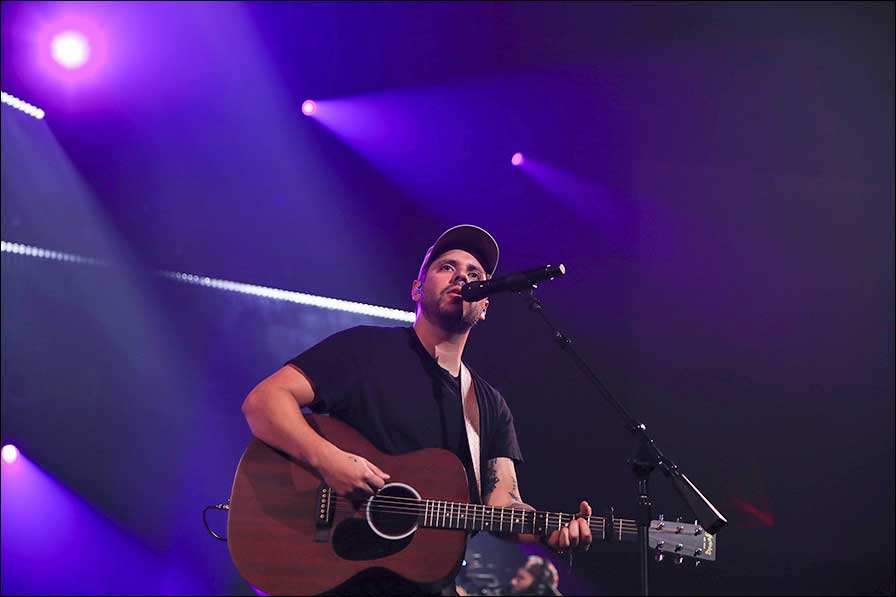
[460, 363, 482, 498]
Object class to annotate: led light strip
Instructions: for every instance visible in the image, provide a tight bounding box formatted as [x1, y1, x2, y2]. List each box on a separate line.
[1, 91, 46, 120]
[1, 240, 105, 265]
[159, 271, 415, 322]
[2, 241, 416, 322]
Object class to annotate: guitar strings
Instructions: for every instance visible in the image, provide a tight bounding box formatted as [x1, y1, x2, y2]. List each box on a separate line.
[318, 495, 695, 544]
[325, 506, 639, 537]
[327, 506, 636, 535]
[327, 492, 639, 525]
[323, 494, 639, 532]
[327, 493, 641, 530]
[319, 496, 701, 554]
[326, 491, 636, 525]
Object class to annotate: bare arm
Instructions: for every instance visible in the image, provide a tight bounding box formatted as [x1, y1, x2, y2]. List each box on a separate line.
[483, 457, 592, 552]
[241, 364, 389, 495]
[482, 457, 524, 507]
[482, 457, 538, 542]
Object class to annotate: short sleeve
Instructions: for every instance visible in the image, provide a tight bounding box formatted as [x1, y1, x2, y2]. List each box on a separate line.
[486, 388, 524, 464]
[285, 326, 368, 414]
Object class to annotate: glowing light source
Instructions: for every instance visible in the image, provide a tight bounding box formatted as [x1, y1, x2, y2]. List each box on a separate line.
[1, 91, 46, 120]
[51, 30, 91, 69]
[1, 240, 416, 323]
[1, 241, 103, 265]
[161, 271, 415, 322]
[2, 445, 18, 464]
[511, 152, 524, 166]
[301, 100, 317, 116]
[35, 16, 108, 83]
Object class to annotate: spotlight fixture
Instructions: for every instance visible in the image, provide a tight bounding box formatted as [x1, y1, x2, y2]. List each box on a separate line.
[51, 30, 91, 69]
[1, 444, 19, 464]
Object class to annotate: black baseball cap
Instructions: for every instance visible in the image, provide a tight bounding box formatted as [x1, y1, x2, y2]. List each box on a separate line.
[417, 224, 499, 280]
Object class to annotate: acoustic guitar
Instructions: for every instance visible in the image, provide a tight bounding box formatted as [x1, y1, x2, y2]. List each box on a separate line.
[228, 414, 715, 595]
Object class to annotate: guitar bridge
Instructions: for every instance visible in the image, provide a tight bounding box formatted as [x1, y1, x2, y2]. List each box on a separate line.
[314, 483, 334, 542]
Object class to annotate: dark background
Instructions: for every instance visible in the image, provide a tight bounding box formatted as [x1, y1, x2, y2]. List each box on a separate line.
[2, 2, 893, 595]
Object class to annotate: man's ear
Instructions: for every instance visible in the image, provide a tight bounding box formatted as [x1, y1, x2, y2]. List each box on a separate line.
[411, 279, 423, 303]
[480, 299, 489, 320]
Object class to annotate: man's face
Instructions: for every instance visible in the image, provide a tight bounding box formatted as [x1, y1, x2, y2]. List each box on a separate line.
[509, 568, 535, 595]
[412, 249, 489, 332]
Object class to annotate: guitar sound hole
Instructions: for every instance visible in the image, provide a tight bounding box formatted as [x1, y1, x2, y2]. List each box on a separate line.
[330, 484, 421, 562]
[367, 483, 421, 539]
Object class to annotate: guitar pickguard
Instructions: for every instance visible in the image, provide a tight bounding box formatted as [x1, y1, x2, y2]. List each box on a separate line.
[332, 517, 413, 561]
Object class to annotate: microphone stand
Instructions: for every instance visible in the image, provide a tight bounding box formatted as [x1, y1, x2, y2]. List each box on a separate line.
[520, 288, 727, 597]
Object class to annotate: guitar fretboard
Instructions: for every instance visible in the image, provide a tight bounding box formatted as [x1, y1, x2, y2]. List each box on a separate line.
[420, 500, 637, 540]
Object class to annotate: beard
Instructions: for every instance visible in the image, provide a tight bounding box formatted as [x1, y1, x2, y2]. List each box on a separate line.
[421, 290, 484, 333]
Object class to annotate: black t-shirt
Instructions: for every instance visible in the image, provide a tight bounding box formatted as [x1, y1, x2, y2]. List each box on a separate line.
[287, 325, 523, 504]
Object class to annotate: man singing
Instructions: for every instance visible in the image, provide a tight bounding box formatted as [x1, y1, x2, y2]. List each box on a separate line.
[242, 225, 592, 594]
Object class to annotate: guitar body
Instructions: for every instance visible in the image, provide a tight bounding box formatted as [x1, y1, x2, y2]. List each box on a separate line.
[228, 414, 470, 595]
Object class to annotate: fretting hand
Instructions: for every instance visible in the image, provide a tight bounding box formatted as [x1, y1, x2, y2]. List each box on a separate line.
[545, 500, 593, 553]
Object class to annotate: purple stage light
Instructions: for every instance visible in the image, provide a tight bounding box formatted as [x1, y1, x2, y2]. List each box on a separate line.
[2, 444, 19, 464]
[302, 100, 317, 116]
[51, 30, 91, 69]
[511, 152, 524, 166]
[35, 15, 108, 83]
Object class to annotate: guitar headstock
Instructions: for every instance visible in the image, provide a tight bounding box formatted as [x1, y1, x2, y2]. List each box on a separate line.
[649, 517, 716, 563]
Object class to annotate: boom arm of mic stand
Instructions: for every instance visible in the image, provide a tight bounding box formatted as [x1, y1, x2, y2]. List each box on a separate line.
[520, 288, 728, 594]
[633, 426, 728, 535]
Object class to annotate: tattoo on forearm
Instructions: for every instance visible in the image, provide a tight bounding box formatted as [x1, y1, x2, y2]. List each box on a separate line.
[482, 458, 499, 500]
[482, 458, 525, 505]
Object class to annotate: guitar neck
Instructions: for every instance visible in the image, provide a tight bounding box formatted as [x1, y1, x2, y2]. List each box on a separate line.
[420, 500, 638, 541]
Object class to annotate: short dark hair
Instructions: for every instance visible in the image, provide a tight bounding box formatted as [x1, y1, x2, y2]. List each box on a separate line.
[523, 556, 558, 591]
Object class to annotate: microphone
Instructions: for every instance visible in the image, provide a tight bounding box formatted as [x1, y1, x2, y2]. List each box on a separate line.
[461, 264, 566, 302]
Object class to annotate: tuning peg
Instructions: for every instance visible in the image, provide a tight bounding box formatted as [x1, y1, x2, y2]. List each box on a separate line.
[654, 552, 664, 562]
[675, 556, 684, 565]
[694, 548, 703, 557]
[656, 515, 665, 529]
[694, 560, 701, 567]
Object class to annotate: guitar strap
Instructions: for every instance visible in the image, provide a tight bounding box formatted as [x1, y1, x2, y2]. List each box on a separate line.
[459, 363, 482, 499]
